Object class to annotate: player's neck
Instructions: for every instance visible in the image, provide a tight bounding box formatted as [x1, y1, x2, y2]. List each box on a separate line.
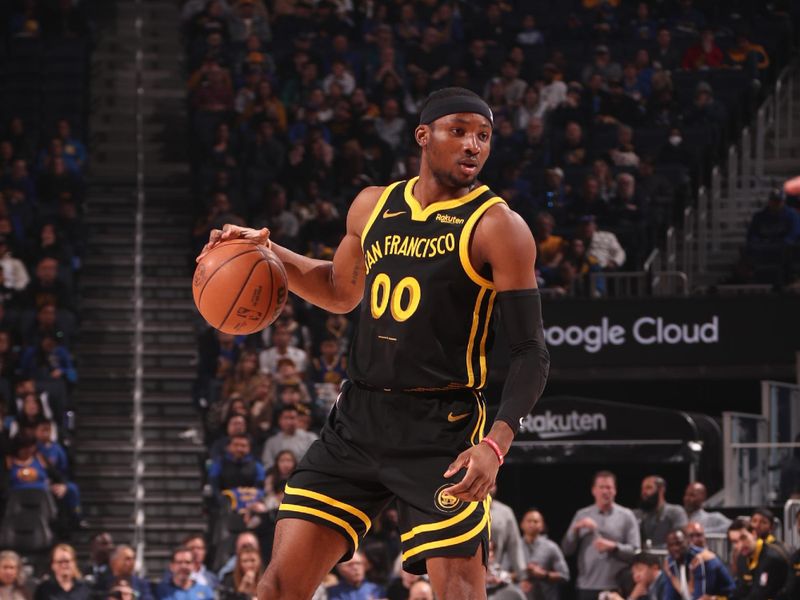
[413, 169, 473, 209]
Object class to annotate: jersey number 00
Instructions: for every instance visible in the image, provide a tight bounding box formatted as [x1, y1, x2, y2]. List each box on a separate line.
[370, 274, 421, 322]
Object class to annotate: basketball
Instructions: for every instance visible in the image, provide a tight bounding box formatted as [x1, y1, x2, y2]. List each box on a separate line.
[192, 239, 288, 334]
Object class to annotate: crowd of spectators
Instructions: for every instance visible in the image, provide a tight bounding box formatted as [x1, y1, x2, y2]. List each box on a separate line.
[177, 0, 800, 598]
[0, 0, 91, 556]
[184, 0, 793, 300]
[12, 473, 790, 600]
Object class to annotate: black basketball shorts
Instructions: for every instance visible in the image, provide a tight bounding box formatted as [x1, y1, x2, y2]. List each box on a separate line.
[276, 380, 490, 574]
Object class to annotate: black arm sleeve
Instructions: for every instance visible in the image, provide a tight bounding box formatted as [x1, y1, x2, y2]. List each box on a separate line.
[494, 289, 550, 433]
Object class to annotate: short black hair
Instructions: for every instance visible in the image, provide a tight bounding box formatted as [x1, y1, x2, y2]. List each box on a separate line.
[728, 517, 752, 533]
[632, 553, 661, 567]
[752, 507, 775, 524]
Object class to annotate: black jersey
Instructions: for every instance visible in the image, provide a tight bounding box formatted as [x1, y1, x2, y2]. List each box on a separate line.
[349, 177, 505, 392]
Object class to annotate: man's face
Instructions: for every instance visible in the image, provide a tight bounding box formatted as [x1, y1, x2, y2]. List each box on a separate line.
[38, 305, 56, 327]
[228, 416, 247, 436]
[658, 29, 670, 47]
[37, 258, 58, 285]
[420, 113, 492, 189]
[228, 437, 250, 460]
[750, 513, 772, 538]
[91, 533, 114, 562]
[273, 327, 290, 348]
[565, 123, 582, 145]
[35, 422, 51, 444]
[470, 40, 486, 59]
[171, 551, 193, 583]
[112, 548, 135, 577]
[52, 548, 75, 579]
[337, 553, 366, 587]
[592, 476, 616, 506]
[641, 477, 659, 500]
[185, 538, 206, 566]
[0, 558, 18, 586]
[279, 410, 298, 434]
[683, 483, 705, 512]
[686, 523, 706, 547]
[632, 563, 657, 586]
[527, 117, 543, 140]
[666, 532, 688, 561]
[728, 529, 756, 556]
[520, 511, 544, 537]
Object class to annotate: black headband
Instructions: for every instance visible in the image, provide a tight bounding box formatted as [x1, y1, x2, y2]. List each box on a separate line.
[419, 95, 494, 126]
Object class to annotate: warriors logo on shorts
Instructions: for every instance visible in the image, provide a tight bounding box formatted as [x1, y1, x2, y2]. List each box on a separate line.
[434, 485, 462, 513]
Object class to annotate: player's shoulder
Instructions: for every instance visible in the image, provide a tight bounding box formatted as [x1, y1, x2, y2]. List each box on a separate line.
[473, 196, 535, 252]
[348, 183, 403, 231]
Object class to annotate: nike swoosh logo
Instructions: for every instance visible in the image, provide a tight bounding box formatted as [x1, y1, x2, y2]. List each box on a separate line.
[383, 209, 406, 219]
[447, 412, 470, 423]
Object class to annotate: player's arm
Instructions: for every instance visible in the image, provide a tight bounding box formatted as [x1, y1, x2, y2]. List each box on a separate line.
[446, 204, 549, 501]
[198, 187, 383, 314]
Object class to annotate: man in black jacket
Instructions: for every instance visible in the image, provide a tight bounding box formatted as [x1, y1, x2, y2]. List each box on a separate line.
[728, 518, 788, 600]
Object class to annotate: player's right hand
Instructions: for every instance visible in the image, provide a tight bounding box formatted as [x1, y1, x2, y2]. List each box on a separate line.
[197, 223, 271, 263]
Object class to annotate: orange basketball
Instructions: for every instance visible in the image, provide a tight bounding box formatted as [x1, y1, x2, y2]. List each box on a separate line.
[193, 239, 288, 334]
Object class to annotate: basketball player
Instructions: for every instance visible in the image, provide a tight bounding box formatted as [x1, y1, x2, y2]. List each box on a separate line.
[199, 88, 550, 599]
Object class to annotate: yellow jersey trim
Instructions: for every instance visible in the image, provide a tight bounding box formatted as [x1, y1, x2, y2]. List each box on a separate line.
[221, 489, 237, 511]
[279, 503, 359, 550]
[403, 177, 490, 222]
[470, 391, 486, 446]
[402, 499, 490, 561]
[478, 291, 497, 388]
[284, 484, 372, 531]
[458, 196, 506, 288]
[400, 501, 480, 543]
[360, 181, 403, 249]
[465, 288, 487, 387]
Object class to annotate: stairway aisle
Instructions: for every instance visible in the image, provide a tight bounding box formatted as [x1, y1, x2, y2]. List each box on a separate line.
[74, 0, 204, 575]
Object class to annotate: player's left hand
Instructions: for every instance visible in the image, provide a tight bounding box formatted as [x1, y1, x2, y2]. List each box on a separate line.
[443, 443, 500, 502]
[197, 223, 271, 262]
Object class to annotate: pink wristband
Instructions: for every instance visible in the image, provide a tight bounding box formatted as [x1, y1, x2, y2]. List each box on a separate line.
[481, 437, 504, 466]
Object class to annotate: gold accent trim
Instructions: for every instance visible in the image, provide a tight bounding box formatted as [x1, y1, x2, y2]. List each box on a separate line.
[361, 181, 403, 249]
[279, 503, 359, 550]
[470, 391, 485, 446]
[477, 291, 496, 389]
[403, 177, 489, 222]
[458, 196, 506, 288]
[284, 484, 372, 531]
[465, 288, 487, 387]
[402, 499, 490, 561]
[400, 501, 480, 543]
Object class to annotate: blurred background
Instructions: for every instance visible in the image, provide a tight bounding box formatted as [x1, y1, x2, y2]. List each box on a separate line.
[0, 1, 799, 599]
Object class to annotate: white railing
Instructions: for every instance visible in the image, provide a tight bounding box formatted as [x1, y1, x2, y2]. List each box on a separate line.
[723, 411, 769, 506]
[682, 206, 695, 287]
[784, 500, 800, 549]
[722, 381, 800, 507]
[711, 166, 721, 252]
[696, 186, 708, 274]
[132, 0, 146, 575]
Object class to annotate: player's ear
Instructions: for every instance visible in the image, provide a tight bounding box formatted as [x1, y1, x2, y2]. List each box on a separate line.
[415, 125, 428, 148]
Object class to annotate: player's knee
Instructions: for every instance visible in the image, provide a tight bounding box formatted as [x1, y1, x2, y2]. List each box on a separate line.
[257, 564, 309, 600]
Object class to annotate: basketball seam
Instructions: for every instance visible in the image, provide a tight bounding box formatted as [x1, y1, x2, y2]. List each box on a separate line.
[197, 248, 261, 307]
[215, 257, 264, 330]
[251, 258, 276, 331]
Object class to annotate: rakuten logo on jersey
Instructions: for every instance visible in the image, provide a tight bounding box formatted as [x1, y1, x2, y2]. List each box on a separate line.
[543, 316, 719, 353]
[519, 411, 607, 439]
